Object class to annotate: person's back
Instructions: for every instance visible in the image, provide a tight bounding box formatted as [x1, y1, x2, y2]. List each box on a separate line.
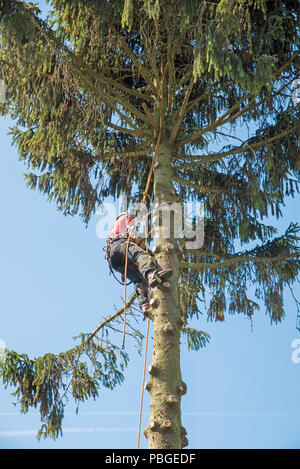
[108, 212, 135, 240]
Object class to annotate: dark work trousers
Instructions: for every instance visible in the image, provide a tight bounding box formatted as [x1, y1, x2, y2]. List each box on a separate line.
[108, 238, 157, 309]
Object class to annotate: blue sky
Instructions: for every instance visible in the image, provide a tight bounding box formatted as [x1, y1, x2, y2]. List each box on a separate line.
[1, 113, 300, 449]
[0, 0, 300, 450]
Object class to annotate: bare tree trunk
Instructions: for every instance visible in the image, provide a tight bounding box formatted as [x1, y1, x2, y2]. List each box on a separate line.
[144, 141, 188, 449]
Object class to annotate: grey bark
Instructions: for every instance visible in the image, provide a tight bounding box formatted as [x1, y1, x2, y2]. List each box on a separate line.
[144, 141, 188, 449]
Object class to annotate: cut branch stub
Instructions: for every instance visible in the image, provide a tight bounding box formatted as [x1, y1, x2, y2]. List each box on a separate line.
[164, 242, 174, 251]
[148, 364, 159, 376]
[149, 298, 159, 308]
[178, 316, 185, 327]
[161, 419, 172, 429]
[166, 394, 179, 405]
[163, 322, 174, 334]
[177, 381, 187, 396]
[145, 379, 152, 391]
[182, 436, 189, 448]
[181, 425, 188, 448]
[144, 420, 157, 437]
[181, 426, 187, 436]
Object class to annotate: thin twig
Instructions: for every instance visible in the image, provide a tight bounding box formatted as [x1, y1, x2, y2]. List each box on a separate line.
[86, 293, 137, 344]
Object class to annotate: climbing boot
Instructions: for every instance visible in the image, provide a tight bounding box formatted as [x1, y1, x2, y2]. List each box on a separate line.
[147, 269, 173, 288]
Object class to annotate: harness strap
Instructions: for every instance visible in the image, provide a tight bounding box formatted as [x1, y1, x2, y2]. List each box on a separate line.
[105, 234, 127, 259]
[105, 235, 133, 286]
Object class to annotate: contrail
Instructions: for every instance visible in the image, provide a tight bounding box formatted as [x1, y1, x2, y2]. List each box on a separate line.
[1, 412, 299, 438]
[1, 411, 300, 417]
[0, 426, 136, 437]
[182, 412, 300, 418]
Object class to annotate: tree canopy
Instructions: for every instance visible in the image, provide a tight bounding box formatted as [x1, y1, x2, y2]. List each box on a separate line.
[0, 0, 299, 445]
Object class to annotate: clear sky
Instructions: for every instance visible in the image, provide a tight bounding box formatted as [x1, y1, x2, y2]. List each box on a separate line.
[1, 112, 300, 449]
[0, 1, 300, 450]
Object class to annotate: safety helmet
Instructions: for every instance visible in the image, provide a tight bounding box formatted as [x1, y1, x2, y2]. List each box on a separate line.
[116, 211, 129, 220]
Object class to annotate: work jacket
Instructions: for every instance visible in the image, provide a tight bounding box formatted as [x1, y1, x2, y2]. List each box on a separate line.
[107, 214, 135, 241]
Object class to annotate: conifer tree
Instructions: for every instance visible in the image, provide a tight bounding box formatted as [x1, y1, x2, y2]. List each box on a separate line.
[0, 0, 299, 449]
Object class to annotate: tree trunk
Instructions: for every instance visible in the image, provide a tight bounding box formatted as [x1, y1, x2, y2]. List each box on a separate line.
[144, 141, 188, 449]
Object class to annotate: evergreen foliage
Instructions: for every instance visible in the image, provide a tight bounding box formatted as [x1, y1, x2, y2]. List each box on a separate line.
[0, 0, 299, 443]
[1, 337, 128, 440]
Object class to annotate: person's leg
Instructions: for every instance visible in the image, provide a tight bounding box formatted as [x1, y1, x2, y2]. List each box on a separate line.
[126, 241, 173, 295]
[120, 241, 173, 287]
[109, 239, 173, 295]
[133, 277, 151, 314]
[109, 240, 151, 314]
[127, 241, 157, 279]
[108, 239, 126, 275]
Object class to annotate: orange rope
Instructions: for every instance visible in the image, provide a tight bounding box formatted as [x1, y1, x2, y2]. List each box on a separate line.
[124, 57, 165, 443]
[121, 126, 162, 349]
[142, 128, 162, 205]
[121, 232, 131, 349]
[142, 55, 164, 205]
[137, 317, 150, 448]
[135, 128, 162, 442]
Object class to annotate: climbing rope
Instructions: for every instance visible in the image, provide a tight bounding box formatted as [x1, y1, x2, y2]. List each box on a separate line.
[142, 128, 162, 204]
[122, 58, 165, 443]
[121, 232, 131, 349]
[120, 129, 162, 442]
[134, 128, 162, 441]
[137, 316, 150, 448]
[121, 126, 162, 350]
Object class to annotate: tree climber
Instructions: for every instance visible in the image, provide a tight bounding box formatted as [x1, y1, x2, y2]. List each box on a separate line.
[106, 212, 172, 317]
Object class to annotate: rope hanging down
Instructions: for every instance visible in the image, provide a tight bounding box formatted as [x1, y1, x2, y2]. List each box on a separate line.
[121, 127, 162, 350]
[137, 316, 150, 449]
[122, 55, 165, 349]
[123, 58, 165, 445]
[121, 233, 131, 349]
[123, 128, 162, 444]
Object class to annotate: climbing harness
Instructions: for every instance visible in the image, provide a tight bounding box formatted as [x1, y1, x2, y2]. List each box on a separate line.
[104, 238, 133, 286]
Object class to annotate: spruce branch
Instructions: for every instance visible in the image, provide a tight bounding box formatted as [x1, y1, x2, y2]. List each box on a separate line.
[181, 327, 211, 351]
[184, 82, 228, 115]
[26, 7, 153, 136]
[169, 77, 195, 146]
[110, 25, 158, 97]
[181, 253, 300, 271]
[175, 122, 300, 169]
[0, 293, 138, 440]
[87, 293, 137, 343]
[175, 72, 297, 149]
[96, 146, 154, 160]
[173, 176, 230, 195]
[182, 223, 300, 268]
